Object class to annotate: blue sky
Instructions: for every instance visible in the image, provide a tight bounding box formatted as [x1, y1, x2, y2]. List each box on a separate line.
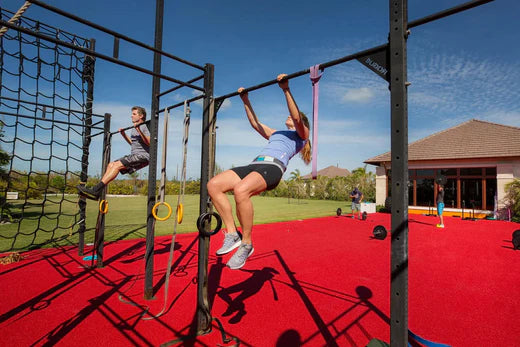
[2, 0, 519, 180]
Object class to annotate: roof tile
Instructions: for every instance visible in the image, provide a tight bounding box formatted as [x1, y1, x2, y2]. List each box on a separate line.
[365, 119, 520, 164]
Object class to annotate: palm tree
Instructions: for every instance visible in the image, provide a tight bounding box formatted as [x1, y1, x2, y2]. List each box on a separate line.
[289, 169, 301, 181]
[350, 165, 376, 201]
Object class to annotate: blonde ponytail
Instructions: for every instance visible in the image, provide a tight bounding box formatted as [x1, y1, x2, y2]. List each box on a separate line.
[300, 140, 311, 165]
[298, 112, 312, 165]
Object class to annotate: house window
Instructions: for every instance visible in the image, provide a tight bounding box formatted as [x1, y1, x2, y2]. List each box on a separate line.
[461, 179, 482, 209]
[444, 178, 457, 208]
[416, 178, 434, 207]
[485, 178, 497, 210]
[460, 168, 482, 176]
[440, 168, 457, 176]
[386, 166, 497, 210]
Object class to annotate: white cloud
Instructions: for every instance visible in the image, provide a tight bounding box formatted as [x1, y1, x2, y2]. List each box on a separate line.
[342, 87, 374, 103]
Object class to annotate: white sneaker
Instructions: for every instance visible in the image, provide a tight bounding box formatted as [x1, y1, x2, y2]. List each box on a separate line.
[216, 232, 242, 255]
[226, 243, 254, 270]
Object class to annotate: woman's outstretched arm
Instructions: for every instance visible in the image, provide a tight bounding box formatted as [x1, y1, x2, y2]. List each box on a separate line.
[277, 74, 309, 140]
[238, 87, 275, 140]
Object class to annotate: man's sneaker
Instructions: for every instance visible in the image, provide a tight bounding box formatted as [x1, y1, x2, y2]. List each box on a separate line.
[216, 231, 242, 255]
[77, 185, 100, 200]
[226, 243, 254, 270]
[436, 224, 445, 228]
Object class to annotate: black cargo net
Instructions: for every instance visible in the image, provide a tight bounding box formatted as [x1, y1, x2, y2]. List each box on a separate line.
[0, 8, 100, 252]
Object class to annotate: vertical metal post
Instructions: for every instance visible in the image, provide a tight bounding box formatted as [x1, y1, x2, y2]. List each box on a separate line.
[78, 38, 96, 256]
[144, 0, 164, 300]
[96, 113, 111, 268]
[197, 63, 215, 334]
[389, 0, 409, 346]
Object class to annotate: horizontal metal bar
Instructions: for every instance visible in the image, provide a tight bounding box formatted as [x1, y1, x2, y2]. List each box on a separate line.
[92, 118, 105, 128]
[214, 44, 388, 102]
[158, 94, 205, 114]
[0, 96, 105, 118]
[87, 130, 105, 139]
[157, 74, 205, 98]
[26, 0, 205, 71]
[109, 119, 151, 136]
[0, 110, 104, 129]
[0, 20, 205, 93]
[408, 0, 494, 29]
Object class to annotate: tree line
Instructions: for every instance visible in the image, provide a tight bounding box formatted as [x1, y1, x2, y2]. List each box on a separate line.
[0, 166, 376, 202]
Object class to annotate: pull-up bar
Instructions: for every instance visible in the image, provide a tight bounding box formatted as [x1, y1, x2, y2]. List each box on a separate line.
[157, 94, 205, 115]
[26, 0, 205, 72]
[157, 74, 205, 98]
[408, 0, 493, 29]
[214, 0, 493, 103]
[214, 44, 387, 103]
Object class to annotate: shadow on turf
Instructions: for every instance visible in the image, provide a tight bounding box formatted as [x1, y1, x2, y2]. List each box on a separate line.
[0, 241, 160, 346]
[215, 266, 280, 324]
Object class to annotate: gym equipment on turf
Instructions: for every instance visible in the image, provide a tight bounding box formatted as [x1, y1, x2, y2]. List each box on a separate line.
[197, 212, 222, 237]
[513, 230, 520, 250]
[99, 200, 109, 214]
[373, 225, 387, 240]
[336, 208, 368, 220]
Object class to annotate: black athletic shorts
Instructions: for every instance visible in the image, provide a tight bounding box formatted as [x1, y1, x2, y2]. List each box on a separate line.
[117, 154, 149, 175]
[231, 163, 284, 191]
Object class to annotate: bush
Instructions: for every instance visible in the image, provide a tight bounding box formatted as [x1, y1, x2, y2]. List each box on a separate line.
[384, 196, 392, 211]
[504, 179, 520, 222]
[376, 205, 389, 213]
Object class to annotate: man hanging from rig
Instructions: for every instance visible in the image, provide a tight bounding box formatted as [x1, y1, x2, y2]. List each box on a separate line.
[77, 106, 150, 200]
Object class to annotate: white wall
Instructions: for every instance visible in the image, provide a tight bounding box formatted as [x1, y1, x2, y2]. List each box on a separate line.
[375, 166, 387, 206]
[497, 161, 520, 208]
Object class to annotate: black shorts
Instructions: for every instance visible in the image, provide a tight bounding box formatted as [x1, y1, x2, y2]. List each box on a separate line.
[231, 163, 284, 191]
[117, 154, 149, 175]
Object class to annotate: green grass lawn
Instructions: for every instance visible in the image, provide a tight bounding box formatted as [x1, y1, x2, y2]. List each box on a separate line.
[0, 194, 352, 253]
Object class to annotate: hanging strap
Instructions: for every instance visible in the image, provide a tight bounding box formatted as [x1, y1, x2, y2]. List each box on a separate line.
[158, 109, 169, 203]
[310, 64, 323, 180]
[152, 110, 173, 221]
[142, 100, 191, 320]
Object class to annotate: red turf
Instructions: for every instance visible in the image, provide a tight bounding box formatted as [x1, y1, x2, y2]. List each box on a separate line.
[0, 213, 518, 346]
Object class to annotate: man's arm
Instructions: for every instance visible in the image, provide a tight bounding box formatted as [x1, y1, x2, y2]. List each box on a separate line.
[119, 128, 132, 145]
[135, 123, 151, 146]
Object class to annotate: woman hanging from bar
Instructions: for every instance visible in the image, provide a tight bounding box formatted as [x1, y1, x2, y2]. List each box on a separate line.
[207, 74, 311, 270]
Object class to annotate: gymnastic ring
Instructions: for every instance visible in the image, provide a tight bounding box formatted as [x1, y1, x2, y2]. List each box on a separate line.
[99, 200, 109, 214]
[196, 212, 222, 237]
[177, 203, 184, 224]
[152, 201, 172, 221]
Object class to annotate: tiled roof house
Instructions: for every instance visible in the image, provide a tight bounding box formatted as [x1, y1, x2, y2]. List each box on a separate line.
[364, 119, 520, 216]
[302, 165, 351, 179]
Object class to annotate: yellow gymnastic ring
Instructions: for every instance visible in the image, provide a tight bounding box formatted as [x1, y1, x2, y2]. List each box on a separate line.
[177, 203, 184, 224]
[99, 200, 109, 214]
[152, 201, 172, 221]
